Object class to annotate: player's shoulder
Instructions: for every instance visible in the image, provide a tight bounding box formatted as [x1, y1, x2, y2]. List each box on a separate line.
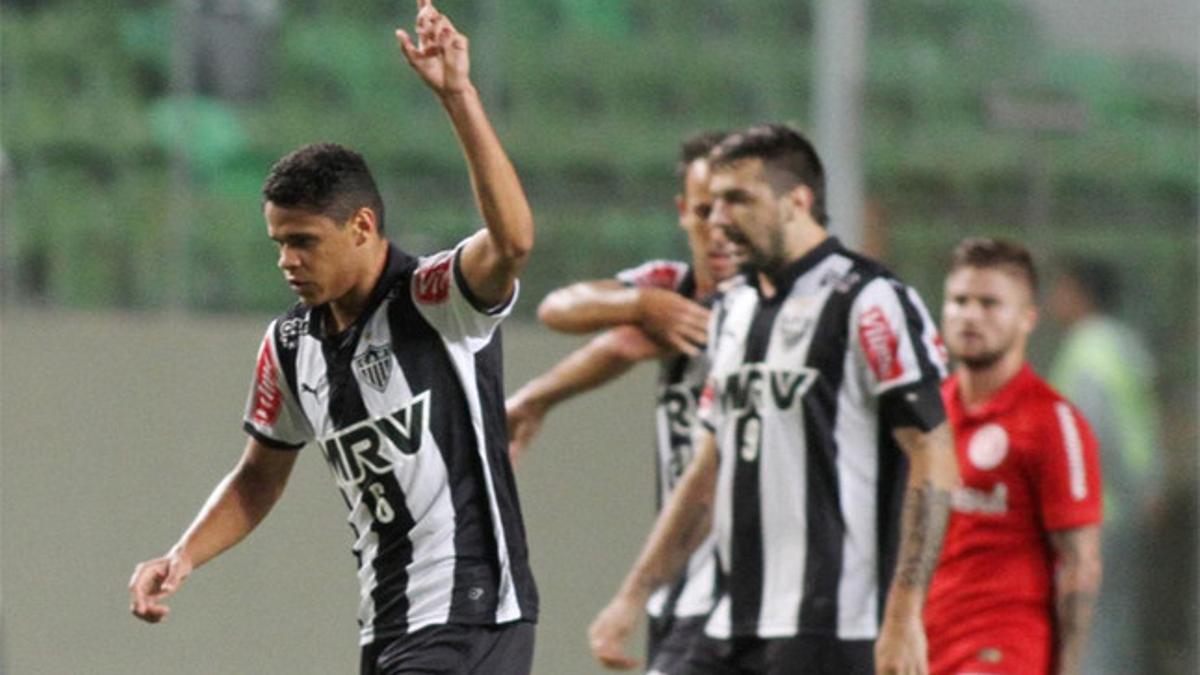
[264, 303, 312, 353]
[1023, 368, 1073, 409]
[815, 246, 910, 308]
[617, 259, 691, 291]
[829, 244, 897, 283]
[1013, 367, 1094, 435]
[712, 272, 753, 306]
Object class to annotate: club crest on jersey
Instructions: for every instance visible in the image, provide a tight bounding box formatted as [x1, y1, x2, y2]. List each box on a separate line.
[354, 344, 394, 392]
[779, 303, 814, 349]
[967, 424, 1009, 470]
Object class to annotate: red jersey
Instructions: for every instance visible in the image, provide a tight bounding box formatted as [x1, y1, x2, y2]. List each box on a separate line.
[925, 364, 1102, 675]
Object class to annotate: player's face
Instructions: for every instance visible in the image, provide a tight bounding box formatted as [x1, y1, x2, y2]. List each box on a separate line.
[678, 159, 739, 282]
[265, 202, 363, 306]
[942, 266, 1037, 370]
[709, 158, 790, 274]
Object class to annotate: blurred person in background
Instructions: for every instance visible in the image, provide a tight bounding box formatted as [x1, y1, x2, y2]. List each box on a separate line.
[505, 131, 739, 674]
[590, 124, 956, 674]
[1049, 257, 1163, 675]
[127, 3, 541, 673]
[926, 238, 1103, 675]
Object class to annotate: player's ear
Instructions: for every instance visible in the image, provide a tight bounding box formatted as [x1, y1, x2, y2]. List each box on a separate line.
[349, 207, 378, 244]
[1022, 303, 1039, 334]
[784, 184, 814, 219]
[675, 194, 686, 217]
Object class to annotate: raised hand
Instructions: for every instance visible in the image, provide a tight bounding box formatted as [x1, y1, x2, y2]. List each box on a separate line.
[395, 0, 471, 97]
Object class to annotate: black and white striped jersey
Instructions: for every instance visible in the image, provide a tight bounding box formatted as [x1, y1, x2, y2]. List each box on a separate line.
[699, 237, 947, 641]
[242, 241, 538, 646]
[616, 260, 719, 621]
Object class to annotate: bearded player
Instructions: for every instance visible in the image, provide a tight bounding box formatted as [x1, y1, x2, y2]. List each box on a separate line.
[925, 238, 1103, 675]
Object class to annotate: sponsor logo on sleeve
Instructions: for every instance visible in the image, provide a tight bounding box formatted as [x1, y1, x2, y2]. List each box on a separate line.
[414, 256, 453, 304]
[251, 339, 284, 426]
[637, 263, 682, 290]
[858, 306, 903, 382]
[698, 379, 716, 417]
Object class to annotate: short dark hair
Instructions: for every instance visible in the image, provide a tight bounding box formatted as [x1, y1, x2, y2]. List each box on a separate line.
[1058, 257, 1119, 311]
[676, 130, 727, 180]
[709, 123, 828, 226]
[949, 237, 1038, 293]
[262, 142, 386, 231]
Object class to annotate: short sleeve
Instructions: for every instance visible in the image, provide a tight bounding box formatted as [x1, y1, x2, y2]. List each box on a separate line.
[697, 377, 719, 432]
[242, 323, 312, 450]
[411, 239, 517, 352]
[1035, 401, 1104, 531]
[852, 278, 948, 432]
[697, 291, 735, 433]
[615, 260, 690, 291]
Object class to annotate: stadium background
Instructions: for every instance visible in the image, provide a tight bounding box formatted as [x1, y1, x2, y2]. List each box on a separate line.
[0, 0, 1195, 672]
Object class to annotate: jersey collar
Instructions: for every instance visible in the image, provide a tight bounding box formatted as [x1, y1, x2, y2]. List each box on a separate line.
[950, 363, 1036, 421]
[307, 242, 415, 343]
[752, 235, 842, 302]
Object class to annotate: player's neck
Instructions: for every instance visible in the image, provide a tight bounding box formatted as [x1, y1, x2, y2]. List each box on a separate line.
[782, 220, 828, 265]
[956, 349, 1026, 410]
[328, 243, 389, 333]
[692, 261, 716, 297]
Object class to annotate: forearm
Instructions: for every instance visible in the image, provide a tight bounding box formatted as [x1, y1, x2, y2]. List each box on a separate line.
[1050, 528, 1102, 675]
[511, 330, 648, 412]
[441, 87, 533, 262]
[171, 462, 287, 569]
[885, 424, 955, 620]
[538, 283, 644, 334]
[614, 443, 717, 605]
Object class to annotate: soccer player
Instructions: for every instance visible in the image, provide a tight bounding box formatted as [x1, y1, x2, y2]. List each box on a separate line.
[506, 132, 739, 674]
[925, 238, 1103, 675]
[590, 124, 957, 674]
[127, 3, 539, 673]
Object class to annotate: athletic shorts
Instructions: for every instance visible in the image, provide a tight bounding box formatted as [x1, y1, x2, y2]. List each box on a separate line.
[647, 615, 708, 675]
[680, 632, 874, 675]
[360, 621, 536, 675]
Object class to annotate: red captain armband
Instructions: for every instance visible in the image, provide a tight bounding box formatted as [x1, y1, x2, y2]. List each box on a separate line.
[414, 256, 453, 305]
[251, 339, 284, 426]
[858, 306, 903, 383]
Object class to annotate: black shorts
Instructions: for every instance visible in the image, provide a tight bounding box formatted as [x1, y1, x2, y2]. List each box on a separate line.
[647, 615, 708, 675]
[681, 632, 873, 675]
[360, 621, 536, 675]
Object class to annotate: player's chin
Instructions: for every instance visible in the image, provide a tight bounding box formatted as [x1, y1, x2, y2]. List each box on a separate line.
[290, 284, 324, 305]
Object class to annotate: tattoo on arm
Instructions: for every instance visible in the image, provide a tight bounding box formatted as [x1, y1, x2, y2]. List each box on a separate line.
[1048, 527, 1102, 675]
[894, 480, 951, 589]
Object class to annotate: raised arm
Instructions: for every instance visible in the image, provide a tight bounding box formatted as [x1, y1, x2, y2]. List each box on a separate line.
[588, 429, 719, 670]
[128, 438, 299, 623]
[875, 422, 957, 675]
[1048, 525, 1102, 675]
[538, 281, 710, 356]
[397, 0, 532, 308]
[506, 326, 663, 462]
